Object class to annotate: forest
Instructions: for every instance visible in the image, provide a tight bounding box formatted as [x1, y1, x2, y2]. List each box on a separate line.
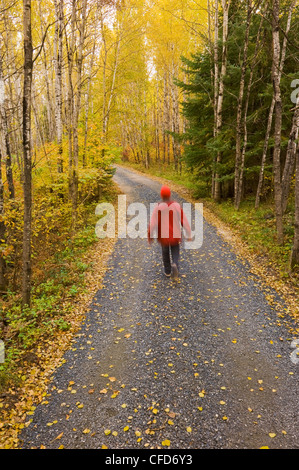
[0, 0, 299, 390]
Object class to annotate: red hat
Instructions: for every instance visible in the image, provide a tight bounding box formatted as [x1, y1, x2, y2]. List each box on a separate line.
[160, 185, 171, 199]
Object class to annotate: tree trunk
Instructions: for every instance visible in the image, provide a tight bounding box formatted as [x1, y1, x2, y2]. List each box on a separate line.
[83, 15, 97, 168]
[255, 1, 295, 209]
[214, 0, 230, 202]
[0, 146, 6, 291]
[0, 56, 15, 200]
[65, 0, 76, 222]
[22, 0, 33, 307]
[234, 0, 252, 209]
[235, 15, 264, 210]
[212, 0, 219, 198]
[170, 63, 180, 171]
[155, 78, 160, 163]
[281, 93, 299, 213]
[100, 9, 108, 157]
[163, 71, 170, 164]
[38, 0, 55, 142]
[272, 0, 284, 245]
[290, 146, 299, 269]
[72, 0, 87, 223]
[54, 0, 64, 173]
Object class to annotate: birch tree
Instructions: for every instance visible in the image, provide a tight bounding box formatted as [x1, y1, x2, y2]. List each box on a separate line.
[54, 0, 64, 173]
[22, 0, 33, 306]
[214, 0, 230, 203]
[234, 0, 252, 209]
[271, 0, 284, 244]
[0, 60, 6, 292]
[212, 0, 219, 198]
[291, 145, 299, 268]
[255, 1, 295, 209]
[281, 93, 299, 214]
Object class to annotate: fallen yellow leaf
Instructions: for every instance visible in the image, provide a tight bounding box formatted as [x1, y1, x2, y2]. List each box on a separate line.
[162, 439, 171, 446]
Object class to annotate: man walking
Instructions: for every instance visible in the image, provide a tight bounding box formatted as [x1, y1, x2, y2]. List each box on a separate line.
[148, 185, 192, 279]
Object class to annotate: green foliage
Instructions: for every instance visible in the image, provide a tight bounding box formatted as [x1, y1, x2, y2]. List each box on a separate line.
[0, 168, 118, 375]
[178, 4, 299, 201]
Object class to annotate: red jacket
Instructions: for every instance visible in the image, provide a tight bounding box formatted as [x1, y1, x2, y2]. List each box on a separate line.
[148, 200, 191, 246]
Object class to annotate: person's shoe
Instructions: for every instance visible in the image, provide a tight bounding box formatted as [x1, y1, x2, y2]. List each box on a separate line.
[171, 263, 179, 279]
[164, 271, 171, 277]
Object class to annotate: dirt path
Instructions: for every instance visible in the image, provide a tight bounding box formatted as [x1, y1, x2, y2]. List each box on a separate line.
[20, 166, 299, 449]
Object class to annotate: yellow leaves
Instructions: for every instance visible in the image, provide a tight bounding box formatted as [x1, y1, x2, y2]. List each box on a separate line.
[152, 408, 159, 415]
[100, 388, 107, 394]
[168, 419, 174, 425]
[198, 390, 205, 398]
[104, 429, 111, 436]
[123, 426, 130, 432]
[162, 439, 171, 447]
[186, 427, 192, 433]
[83, 428, 91, 434]
[269, 433, 276, 438]
[47, 421, 57, 426]
[231, 339, 237, 344]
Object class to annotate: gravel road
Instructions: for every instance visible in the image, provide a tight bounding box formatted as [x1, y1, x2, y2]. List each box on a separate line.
[20, 165, 299, 449]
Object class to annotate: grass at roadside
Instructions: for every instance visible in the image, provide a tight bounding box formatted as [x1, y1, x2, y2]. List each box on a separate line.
[0, 181, 120, 448]
[0, 183, 119, 395]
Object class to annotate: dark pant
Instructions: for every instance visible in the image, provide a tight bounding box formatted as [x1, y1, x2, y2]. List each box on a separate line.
[161, 243, 180, 275]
